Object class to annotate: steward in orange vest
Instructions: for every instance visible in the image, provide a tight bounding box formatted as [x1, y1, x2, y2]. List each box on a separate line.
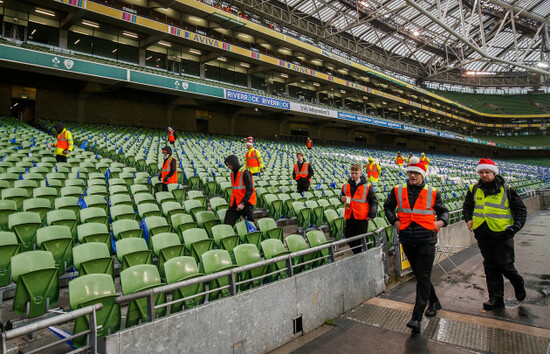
[366, 157, 381, 182]
[383, 156, 448, 333]
[339, 164, 378, 254]
[293, 152, 314, 193]
[159, 146, 177, 191]
[167, 127, 176, 145]
[306, 138, 312, 149]
[395, 152, 404, 167]
[223, 155, 256, 226]
[244, 141, 264, 175]
[48, 123, 73, 163]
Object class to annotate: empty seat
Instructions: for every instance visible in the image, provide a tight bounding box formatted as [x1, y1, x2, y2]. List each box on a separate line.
[80, 207, 109, 227]
[11, 251, 59, 318]
[161, 201, 185, 221]
[22, 198, 52, 222]
[54, 196, 81, 218]
[73, 243, 114, 278]
[163, 256, 205, 313]
[200, 250, 236, 301]
[292, 202, 312, 229]
[32, 186, 59, 206]
[150, 233, 185, 278]
[167, 184, 186, 203]
[182, 228, 214, 262]
[84, 195, 109, 214]
[110, 194, 133, 208]
[211, 224, 240, 256]
[0, 200, 17, 231]
[115, 238, 153, 270]
[112, 219, 143, 240]
[9, 211, 41, 252]
[0, 231, 20, 286]
[47, 209, 78, 241]
[195, 211, 220, 238]
[155, 191, 175, 205]
[137, 203, 162, 219]
[257, 218, 283, 242]
[69, 274, 121, 347]
[233, 244, 266, 290]
[285, 234, 314, 273]
[110, 204, 137, 221]
[143, 216, 171, 245]
[77, 222, 111, 252]
[2, 187, 28, 210]
[324, 209, 345, 239]
[306, 230, 330, 266]
[120, 264, 166, 328]
[209, 197, 229, 213]
[183, 200, 206, 220]
[36, 225, 73, 274]
[234, 220, 262, 249]
[134, 193, 156, 206]
[261, 239, 289, 281]
[171, 214, 197, 242]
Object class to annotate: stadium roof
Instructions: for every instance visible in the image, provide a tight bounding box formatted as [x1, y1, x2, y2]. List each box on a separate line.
[269, 0, 550, 85]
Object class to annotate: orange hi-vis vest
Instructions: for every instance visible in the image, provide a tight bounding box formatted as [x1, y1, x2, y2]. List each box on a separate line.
[366, 163, 380, 179]
[342, 182, 371, 220]
[396, 156, 404, 165]
[395, 183, 437, 231]
[420, 156, 429, 165]
[307, 140, 312, 148]
[231, 169, 256, 206]
[246, 149, 260, 168]
[57, 129, 69, 150]
[168, 130, 175, 142]
[161, 157, 178, 184]
[294, 162, 311, 183]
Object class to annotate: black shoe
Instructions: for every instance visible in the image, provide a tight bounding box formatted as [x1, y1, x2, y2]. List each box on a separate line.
[425, 302, 442, 317]
[483, 298, 505, 310]
[406, 319, 421, 333]
[513, 279, 526, 301]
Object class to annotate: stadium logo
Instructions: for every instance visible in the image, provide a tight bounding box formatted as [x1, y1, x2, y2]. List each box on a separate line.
[52, 57, 60, 68]
[174, 81, 189, 90]
[63, 59, 74, 70]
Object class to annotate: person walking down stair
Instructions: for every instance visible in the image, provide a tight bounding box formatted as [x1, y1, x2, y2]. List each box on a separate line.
[224, 155, 257, 226]
[48, 122, 73, 163]
[366, 156, 381, 183]
[384, 156, 449, 334]
[167, 127, 176, 146]
[243, 140, 264, 175]
[159, 146, 177, 191]
[293, 152, 314, 194]
[462, 158, 527, 310]
[395, 152, 405, 167]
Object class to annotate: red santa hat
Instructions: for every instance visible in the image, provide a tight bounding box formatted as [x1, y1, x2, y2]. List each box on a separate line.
[405, 156, 427, 177]
[246, 140, 253, 146]
[476, 158, 499, 175]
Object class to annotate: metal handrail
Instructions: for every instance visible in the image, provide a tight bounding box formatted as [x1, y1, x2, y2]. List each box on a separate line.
[2, 303, 103, 354]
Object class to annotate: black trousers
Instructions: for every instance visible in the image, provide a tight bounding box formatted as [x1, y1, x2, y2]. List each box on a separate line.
[296, 179, 310, 194]
[161, 183, 168, 192]
[223, 204, 254, 226]
[344, 217, 368, 254]
[476, 234, 523, 300]
[56, 154, 67, 162]
[401, 242, 439, 321]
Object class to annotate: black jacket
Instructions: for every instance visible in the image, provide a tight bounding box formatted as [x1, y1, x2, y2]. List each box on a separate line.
[225, 155, 254, 206]
[340, 175, 378, 219]
[462, 175, 526, 238]
[292, 160, 314, 183]
[384, 181, 449, 245]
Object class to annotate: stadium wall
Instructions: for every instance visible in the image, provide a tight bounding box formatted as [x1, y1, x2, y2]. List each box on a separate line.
[101, 246, 386, 354]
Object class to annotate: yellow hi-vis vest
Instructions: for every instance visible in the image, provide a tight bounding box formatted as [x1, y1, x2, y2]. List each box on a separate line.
[470, 184, 513, 232]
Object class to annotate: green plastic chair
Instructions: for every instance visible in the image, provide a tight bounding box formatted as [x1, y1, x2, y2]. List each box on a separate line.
[73, 243, 114, 278]
[261, 239, 289, 281]
[134, 193, 156, 206]
[195, 211, 220, 238]
[130, 184, 149, 196]
[0, 173, 19, 188]
[11, 251, 59, 318]
[60, 186, 83, 199]
[87, 185, 108, 198]
[31, 187, 58, 207]
[108, 185, 128, 196]
[217, 209, 227, 223]
[80, 207, 109, 227]
[144, 216, 171, 244]
[120, 264, 166, 328]
[200, 250, 236, 301]
[115, 238, 153, 270]
[211, 224, 240, 256]
[0, 200, 17, 231]
[209, 197, 229, 213]
[84, 195, 109, 214]
[264, 194, 283, 219]
[13, 180, 38, 197]
[324, 209, 345, 239]
[234, 220, 262, 249]
[183, 200, 206, 221]
[0, 231, 20, 286]
[182, 228, 214, 262]
[161, 201, 185, 221]
[292, 202, 312, 229]
[112, 219, 143, 240]
[54, 197, 81, 218]
[233, 244, 266, 291]
[372, 216, 393, 246]
[47, 209, 78, 242]
[155, 191, 176, 205]
[110, 194, 133, 208]
[137, 203, 162, 219]
[257, 218, 284, 241]
[163, 256, 205, 313]
[22, 198, 52, 223]
[285, 234, 314, 273]
[166, 184, 185, 203]
[36, 225, 73, 274]
[77, 223, 111, 253]
[69, 274, 121, 348]
[171, 214, 198, 242]
[110, 204, 137, 222]
[9, 211, 41, 252]
[150, 233, 185, 278]
[306, 230, 330, 266]
[2, 188, 28, 210]
[305, 200, 324, 226]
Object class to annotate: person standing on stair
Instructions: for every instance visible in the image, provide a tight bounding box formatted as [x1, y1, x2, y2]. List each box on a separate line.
[243, 140, 264, 176]
[159, 146, 177, 191]
[293, 152, 314, 194]
[384, 156, 449, 334]
[224, 154, 256, 226]
[48, 122, 73, 163]
[167, 127, 176, 146]
[462, 158, 527, 310]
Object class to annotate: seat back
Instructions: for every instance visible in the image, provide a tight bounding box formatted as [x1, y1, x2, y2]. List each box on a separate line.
[0, 231, 21, 286]
[112, 219, 142, 240]
[8, 211, 41, 251]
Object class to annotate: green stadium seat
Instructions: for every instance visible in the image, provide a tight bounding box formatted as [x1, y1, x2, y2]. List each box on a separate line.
[112, 219, 143, 240]
[187, 190, 207, 208]
[167, 184, 186, 203]
[285, 234, 315, 273]
[200, 250, 236, 301]
[120, 264, 166, 328]
[115, 238, 153, 270]
[209, 197, 229, 213]
[9, 211, 41, 252]
[264, 194, 283, 219]
[0, 231, 20, 286]
[161, 201, 185, 221]
[233, 244, 266, 290]
[292, 202, 312, 229]
[60, 186, 83, 199]
[155, 191, 176, 205]
[80, 207, 109, 227]
[13, 180, 38, 197]
[54, 197, 81, 218]
[150, 233, 185, 278]
[2, 187, 28, 210]
[260, 239, 289, 281]
[84, 195, 109, 214]
[144, 216, 171, 242]
[234, 220, 262, 249]
[36, 225, 73, 274]
[47, 209, 78, 241]
[134, 193, 156, 206]
[69, 274, 121, 348]
[0, 200, 17, 231]
[77, 223, 111, 253]
[11, 251, 59, 318]
[170, 214, 197, 242]
[73, 243, 114, 278]
[306, 230, 330, 266]
[257, 218, 283, 241]
[137, 203, 162, 219]
[324, 209, 345, 239]
[163, 256, 205, 313]
[110, 194, 133, 208]
[22, 198, 52, 223]
[182, 228, 214, 262]
[195, 211, 220, 238]
[183, 200, 206, 220]
[211, 224, 240, 257]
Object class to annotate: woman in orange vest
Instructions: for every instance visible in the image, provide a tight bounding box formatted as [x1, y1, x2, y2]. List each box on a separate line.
[292, 152, 314, 193]
[339, 164, 378, 254]
[384, 156, 448, 334]
[158, 146, 177, 191]
[223, 155, 256, 226]
[167, 127, 176, 146]
[306, 138, 312, 150]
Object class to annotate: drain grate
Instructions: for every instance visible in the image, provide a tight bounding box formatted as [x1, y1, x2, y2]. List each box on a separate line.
[345, 303, 550, 354]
